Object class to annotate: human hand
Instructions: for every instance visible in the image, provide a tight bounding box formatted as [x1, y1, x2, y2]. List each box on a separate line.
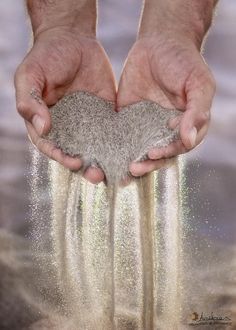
[117, 0, 217, 178]
[117, 34, 216, 177]
[15, 29, 116, 184]
[15, 0, 116, 184]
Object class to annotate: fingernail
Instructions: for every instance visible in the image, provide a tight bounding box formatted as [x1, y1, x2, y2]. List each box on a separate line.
[32, 115, 45, 135]
[189, 127, 197, 148]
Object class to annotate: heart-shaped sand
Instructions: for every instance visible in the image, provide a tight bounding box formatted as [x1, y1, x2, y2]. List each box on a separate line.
[46, 91, 182, 184]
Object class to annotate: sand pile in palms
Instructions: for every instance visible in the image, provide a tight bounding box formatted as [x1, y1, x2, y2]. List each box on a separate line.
[46, 91, 181, 184]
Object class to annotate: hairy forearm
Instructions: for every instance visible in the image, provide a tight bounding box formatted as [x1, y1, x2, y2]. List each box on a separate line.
[27, 0, 97, 37]
[139, 0, 218, 47]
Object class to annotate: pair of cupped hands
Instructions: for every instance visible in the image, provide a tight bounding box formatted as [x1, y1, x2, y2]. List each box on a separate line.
[15, 28, 215, 184]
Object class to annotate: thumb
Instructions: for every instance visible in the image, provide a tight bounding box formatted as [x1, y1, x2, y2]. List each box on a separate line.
[14, 62, 51, 136]
[180, 71, 216, 149]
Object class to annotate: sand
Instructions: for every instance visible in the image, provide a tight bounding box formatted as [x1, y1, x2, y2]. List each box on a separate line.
[0, 226, 235, 329]
[46, 91, 182, 185]
[0, 91, 233, 328]
[25, 92, 234, 329]
[43, 92, 183, 328]
[47, 160, 182, 330]
[40, 92, 183, 329]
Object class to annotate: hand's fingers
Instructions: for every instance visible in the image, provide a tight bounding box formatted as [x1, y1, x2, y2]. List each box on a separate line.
[148, 140, 187, 160]
[83, 166, 105, 184]
[194, 123, 209, 147]
[26, 122, 82, 171]
[180, 70, 216, 149]
[129, 158, 173, 177]
[168, 115, 182, 130]
[15, 62, 51, 136]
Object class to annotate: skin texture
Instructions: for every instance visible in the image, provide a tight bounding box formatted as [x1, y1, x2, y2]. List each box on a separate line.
[139, 0, 219, 47]
[15, 0, 116, 184]
[15, 0, 217, 183]
[117, 35, 216, 177]
[27, 0, 97, 37]
[117, 0, 217, 177]
[15, 3, 116, 183]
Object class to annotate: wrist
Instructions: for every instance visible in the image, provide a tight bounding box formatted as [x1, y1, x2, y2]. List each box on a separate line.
[27, 0, 97, 38]
[139, 0, 217, 49]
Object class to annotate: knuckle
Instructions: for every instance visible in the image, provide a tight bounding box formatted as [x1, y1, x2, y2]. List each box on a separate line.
[15, 64, 23, 77]
[14, 67, 20, 83]
[17, 101, 31, 119]
[205, 71, 216, 93]
[14, 64, 27, 83]
[199, 111, 211, 124]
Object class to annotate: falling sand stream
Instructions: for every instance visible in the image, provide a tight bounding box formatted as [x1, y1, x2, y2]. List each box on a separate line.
[30, 92, 189, 329]
[0, 90, 233, 329]
[46, 160, 184, 329]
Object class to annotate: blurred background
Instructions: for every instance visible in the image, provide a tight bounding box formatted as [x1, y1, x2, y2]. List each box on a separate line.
[0, 0, 235, 327]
